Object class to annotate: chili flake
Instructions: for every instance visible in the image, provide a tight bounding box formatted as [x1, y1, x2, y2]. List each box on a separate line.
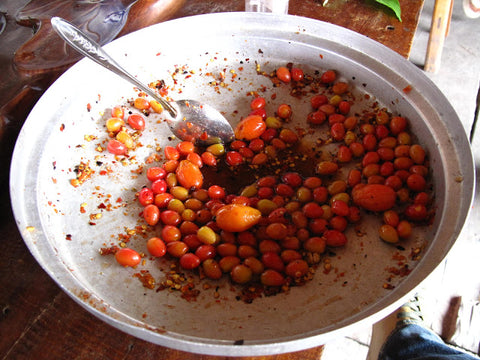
[134, 270, 156, 289]
[70, 161, 94, 187]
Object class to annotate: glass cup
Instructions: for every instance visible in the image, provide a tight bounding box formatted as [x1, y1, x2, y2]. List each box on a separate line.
[245, 0, 289, 14]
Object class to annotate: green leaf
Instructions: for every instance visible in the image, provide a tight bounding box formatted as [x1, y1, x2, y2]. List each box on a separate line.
[375, 0, 402, 21]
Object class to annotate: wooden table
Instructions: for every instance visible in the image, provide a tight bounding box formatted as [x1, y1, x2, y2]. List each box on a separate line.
[0, 0, 423, 358]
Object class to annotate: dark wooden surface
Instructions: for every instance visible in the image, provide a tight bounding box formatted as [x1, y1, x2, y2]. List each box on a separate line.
[0, 0, 423, 358]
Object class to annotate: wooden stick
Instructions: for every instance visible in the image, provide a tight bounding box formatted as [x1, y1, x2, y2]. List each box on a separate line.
[441, 296, 462, 343]
[424, 0, 454, 73]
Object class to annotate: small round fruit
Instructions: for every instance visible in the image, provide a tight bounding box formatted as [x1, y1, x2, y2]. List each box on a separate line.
[215, 204, 262, 232]
[234, 115, 267, 140]
[146, 237, 166, 257]
[115, 248, 141, 267]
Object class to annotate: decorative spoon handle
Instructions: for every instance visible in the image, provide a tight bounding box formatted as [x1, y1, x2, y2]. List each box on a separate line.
[50, 16, 177, 118]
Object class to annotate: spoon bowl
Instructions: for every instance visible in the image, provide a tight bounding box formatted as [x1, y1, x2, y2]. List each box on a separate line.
[51, 17, 234, 145]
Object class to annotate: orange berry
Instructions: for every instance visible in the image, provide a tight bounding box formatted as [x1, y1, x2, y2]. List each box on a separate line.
[234, 115, 266, 140]
[175, 160, 203, 190]
[215, 204, 261, 232]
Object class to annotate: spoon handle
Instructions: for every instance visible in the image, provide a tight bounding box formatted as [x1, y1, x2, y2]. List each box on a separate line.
[51, 17, 177, 118]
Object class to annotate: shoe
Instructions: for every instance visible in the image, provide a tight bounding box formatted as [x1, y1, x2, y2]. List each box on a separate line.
[395, 295, 424, 328]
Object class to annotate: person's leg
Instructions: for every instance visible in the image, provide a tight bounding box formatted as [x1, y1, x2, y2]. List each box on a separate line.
[369, 295, 479, 360]
[379, 323, 478, 360]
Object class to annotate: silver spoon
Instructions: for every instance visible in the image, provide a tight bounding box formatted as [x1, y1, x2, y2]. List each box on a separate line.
[51, 17, 234, 145]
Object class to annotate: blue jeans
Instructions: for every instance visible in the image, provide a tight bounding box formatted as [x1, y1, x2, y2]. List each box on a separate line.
[379, 324, 479, 360]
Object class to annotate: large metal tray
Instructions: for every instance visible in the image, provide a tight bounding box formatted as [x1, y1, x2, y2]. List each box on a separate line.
[10, 12, 474, 356]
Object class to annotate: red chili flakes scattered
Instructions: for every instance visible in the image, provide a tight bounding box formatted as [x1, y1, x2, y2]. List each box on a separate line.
[99, 245, 119, 255]
[180, 283, 201, 301]
[410, 246, 424, 261]
[70, 161, 94, 187]
[355, 226, 367, 237]
[238, 283, 264, 304]
[157, 266, 200, 301]
[392, 251, 407, 263]
[87, 103, 92, 112]
[66, 234, 72, 241]
[145, 153, 161, 164]
[295, 126, 307, 137]
[384, 264, 411, 290]
[131, 165, 144, 175]
[78, 290, 92, 301]
[117, 231, 133, 244]
[322, 258, 333, 274]
[60, 123, 65, 131]
[134, 270, 156, 289]
[403, 85, 413, 94]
